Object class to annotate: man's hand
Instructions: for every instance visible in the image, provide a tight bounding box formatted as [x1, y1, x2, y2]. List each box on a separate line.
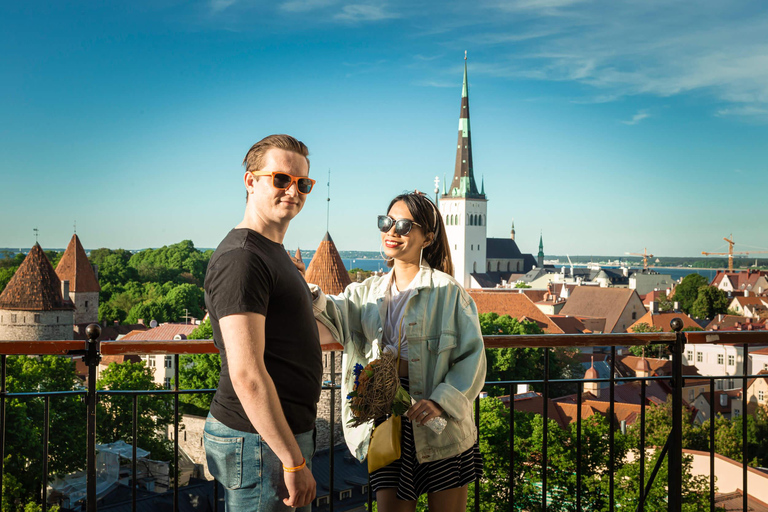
[406, 399, 444, 425]
[283, 466, 316, 508]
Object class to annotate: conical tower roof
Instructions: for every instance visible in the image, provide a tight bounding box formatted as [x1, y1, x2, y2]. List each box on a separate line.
[56, 234, 100, 293]
[447, 53, 484, 200]
[305, 232, 352, 296]
[584, 356, 598, 380]
[0, 244, 73, 311]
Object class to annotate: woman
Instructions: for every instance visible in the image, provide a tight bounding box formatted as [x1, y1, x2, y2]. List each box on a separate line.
[314, 192, 487, 512]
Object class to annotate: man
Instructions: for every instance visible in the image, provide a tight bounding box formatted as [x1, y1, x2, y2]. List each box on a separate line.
[203, 134, 322, 510]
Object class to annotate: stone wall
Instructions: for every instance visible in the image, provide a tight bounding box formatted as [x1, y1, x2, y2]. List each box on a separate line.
[70, 291, 98, 324]
[316, 350, 344, 451]
[170, 414, 211, 479]
[0, 309, 74, 341]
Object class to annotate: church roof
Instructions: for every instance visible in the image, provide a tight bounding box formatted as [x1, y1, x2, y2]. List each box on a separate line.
[0, 244, 74, 311]
[446, 54, 484, 200]
[486, 238, 523, 259]
[305, 232, 352, 296]
[559, 287, 642, 333]
[56, 234, 101, 293]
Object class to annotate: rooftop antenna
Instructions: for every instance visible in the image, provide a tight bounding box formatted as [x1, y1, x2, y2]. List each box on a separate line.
[326, 168, 331, 233]
[33, 227, 39, 244]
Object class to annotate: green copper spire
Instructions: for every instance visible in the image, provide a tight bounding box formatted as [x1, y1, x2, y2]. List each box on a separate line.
[537, 232, 545, 268]
[448, 52, 484, 199]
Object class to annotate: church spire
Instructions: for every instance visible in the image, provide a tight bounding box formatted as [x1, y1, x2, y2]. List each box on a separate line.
[449, 52, 483, 199]
[537, 232, 545, 268]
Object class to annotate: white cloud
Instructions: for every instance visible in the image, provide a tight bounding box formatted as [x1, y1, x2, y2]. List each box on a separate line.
[279, 0, 338, 13]
[716, 106, 768, 118]
[621, 110, 650, 125]
[334, 4, 400, 22]
[209, 0, 240, 13]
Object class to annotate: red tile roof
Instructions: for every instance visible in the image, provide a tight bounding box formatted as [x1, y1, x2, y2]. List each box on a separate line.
[0, 244, 74, 311]
[121, 323, 197, 340]
[548, 315, 586, 334]
[629, 311, 701, 332]
[305, 232, 352, 296]
[559, 287, 643, 333]
[55, 234, 100, 293]
[468, 290, 565, 334]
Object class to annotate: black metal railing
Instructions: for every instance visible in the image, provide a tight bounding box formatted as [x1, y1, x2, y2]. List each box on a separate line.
[0, 322, 766, 511]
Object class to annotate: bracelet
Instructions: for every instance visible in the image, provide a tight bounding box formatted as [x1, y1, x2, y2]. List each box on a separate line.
[283, 458, 306, 473]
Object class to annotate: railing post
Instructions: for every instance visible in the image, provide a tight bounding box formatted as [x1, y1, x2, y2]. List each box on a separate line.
[84, 324, 101, 512]
[668, 318, 685, 512]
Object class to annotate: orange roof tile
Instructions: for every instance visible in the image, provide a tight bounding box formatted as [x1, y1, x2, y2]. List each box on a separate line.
[55, 234, 100, 293]
[629, 311, 701, 332]
[559, 287, 642, 333]
[120, 323, 197, 340]
[305, 232, 352, 296]
[0, 244, 73, 311]
[468, 290, 565, 334]
[549, 315, 586, 334]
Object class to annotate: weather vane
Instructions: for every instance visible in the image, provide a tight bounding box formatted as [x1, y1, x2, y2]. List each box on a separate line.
[33, 227, 39, 243]
[74, 220, 77, 234]
[326, 168, 331, 233]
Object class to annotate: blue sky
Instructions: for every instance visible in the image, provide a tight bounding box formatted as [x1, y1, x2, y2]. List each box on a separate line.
[2, 0, 768, 258]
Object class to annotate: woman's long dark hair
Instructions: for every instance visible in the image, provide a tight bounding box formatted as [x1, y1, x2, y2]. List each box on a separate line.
[386, 192, 453, 276]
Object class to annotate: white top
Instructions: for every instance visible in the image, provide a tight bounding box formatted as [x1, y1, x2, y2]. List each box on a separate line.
[383, 276, 414, 360]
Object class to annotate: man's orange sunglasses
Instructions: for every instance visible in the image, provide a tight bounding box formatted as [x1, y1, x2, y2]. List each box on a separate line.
[250, 171, 316, 195]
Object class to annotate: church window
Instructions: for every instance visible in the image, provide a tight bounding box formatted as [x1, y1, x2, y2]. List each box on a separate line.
[34, 314, 41, 323]
[85, 301, 89, 308]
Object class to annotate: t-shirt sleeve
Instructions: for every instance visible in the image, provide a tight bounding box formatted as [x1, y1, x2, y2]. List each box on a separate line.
[207, 249, 273, 319]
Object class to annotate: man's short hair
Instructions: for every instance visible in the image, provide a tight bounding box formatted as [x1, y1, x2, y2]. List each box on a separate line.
[242, 134, 310, 174]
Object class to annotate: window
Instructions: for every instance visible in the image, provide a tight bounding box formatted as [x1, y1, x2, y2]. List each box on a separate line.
[85, 301, 89, 308]
[717, 354, 724, 365]
[165, 356, 173, 368]
[728, 355, 735, 366]
[759, 390, 765, 402]
[164, 377, 172, 389]
[148, 356, 156, 367]
[689, 389, 694, 400]
[734, 408, 740, 417]
[686, 351, 693, 361]
[339, 490, 352, 500]
[34, 314, 41, 323]
[10, 314, 16, 323]
[716, 380, 723, 390]
[764, 363, 768, 370]
[316, 497, 329, 506]
[697, 353, 703, 363]
[632, 312, 637, 320]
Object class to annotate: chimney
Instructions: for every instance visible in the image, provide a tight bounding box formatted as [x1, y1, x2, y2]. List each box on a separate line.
[517, 384, 531, 394]
[674, 301, 680, 312]
[650, 301, 658, 314]
[61, 279, 70, 299]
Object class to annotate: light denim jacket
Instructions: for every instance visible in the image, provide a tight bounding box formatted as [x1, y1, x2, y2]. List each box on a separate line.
[312, 265, 487, 464]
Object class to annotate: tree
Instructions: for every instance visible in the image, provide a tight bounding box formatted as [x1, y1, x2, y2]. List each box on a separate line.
[165, 283, 205, 321]
[125, 299, 173, 324]
[690, 286, 729, 320]
[3, 356, 85, 509]
[514, 282, 532, 289]
[0, 266, 17, 294]
[179, 318, 219, 412]
[479, 312, 580, 398]
[96, 361, 174, 461]
[671, 273, 709, 314]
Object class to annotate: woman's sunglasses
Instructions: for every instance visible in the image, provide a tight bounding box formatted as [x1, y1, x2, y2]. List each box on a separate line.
[378, 215, 422, 236]
[250, 171, 316, 195]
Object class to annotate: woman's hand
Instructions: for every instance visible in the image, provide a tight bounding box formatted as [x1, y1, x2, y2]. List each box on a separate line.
[406, 399, 443, 425]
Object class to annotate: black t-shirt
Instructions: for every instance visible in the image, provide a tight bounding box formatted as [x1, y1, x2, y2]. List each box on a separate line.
[204, 228, 322, 435]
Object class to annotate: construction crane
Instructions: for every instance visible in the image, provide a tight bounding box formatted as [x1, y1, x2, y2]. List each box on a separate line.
[626, 248, 654, 270]
[701, 235, 768, 272]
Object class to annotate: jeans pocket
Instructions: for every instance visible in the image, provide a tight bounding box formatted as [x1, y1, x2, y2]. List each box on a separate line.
[204, 431, 244, 490]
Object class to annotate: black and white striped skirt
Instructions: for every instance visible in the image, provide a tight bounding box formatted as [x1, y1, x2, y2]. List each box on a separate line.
[370, 380, 483, 501]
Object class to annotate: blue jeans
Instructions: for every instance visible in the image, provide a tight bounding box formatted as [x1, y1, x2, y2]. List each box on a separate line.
[204, 414, 316, 511]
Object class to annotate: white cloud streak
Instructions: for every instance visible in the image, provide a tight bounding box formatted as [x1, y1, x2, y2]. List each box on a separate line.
[334, 4, 400, 22]
[621, 110, 650, 125]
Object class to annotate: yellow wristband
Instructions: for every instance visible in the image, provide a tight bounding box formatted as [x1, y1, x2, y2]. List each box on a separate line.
[283, 458, 306, 473]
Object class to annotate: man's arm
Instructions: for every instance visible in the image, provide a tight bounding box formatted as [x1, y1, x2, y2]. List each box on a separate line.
[220, 312, 316, 508]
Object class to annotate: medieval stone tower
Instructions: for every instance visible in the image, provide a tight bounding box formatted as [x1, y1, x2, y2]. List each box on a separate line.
[56, 234, 100, 325]
[439, 54, 488, 288]
[0, 244, 75, 341]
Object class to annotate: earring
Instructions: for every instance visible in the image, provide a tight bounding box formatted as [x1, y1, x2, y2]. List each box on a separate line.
[379, 243, 394, 262]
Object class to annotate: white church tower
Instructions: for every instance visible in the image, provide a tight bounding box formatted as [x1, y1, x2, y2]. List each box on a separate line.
[439, 53, 487, 288]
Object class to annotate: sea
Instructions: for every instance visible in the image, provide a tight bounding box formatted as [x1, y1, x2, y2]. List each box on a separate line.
[305, 259, 718, 283]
